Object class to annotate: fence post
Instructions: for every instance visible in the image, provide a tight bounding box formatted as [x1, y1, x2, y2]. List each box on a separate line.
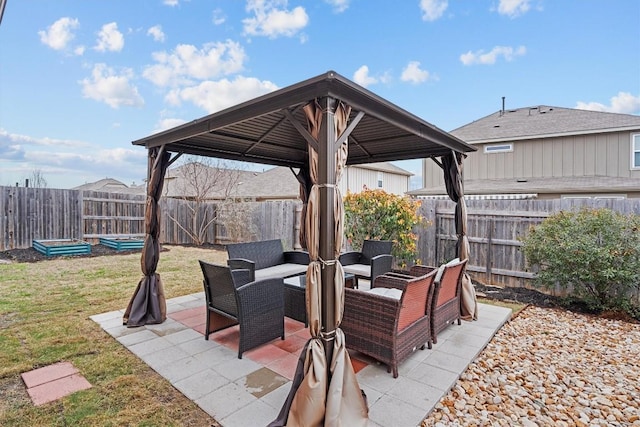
[294, 203, 302, 250]
[8, 187, 15, 249]
[486, 218, 493, 285]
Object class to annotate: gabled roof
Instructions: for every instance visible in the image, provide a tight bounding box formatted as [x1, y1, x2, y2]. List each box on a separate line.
[163, 163, 258, 199]
[451, 106, 640, 144]
[352, 162, 413, 176]
[132, 71, 475, 168]
[235, 167, 300, 200]
[73, 178, 145, 194]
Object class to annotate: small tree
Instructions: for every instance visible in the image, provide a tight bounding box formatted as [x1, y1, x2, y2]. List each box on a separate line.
[165, 156, 246, 245]
[343, 188, 427, 267]
[27, 169, 48, 188]
[522, 208, 640, 315]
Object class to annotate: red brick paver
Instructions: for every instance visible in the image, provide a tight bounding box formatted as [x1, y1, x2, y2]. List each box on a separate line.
[21, 361, 92, 406]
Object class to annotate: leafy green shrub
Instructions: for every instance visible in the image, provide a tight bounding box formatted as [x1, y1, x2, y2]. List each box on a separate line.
[343, 188, 428, 267]
[522, 208, 640, 317]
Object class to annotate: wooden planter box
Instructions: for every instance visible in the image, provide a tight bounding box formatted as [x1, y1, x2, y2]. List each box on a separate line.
[99, 237, 144, 251]
[32, 239, 91, 257]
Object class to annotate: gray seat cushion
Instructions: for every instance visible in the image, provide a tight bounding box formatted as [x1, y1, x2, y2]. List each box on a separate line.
[255, 264, 308, 281]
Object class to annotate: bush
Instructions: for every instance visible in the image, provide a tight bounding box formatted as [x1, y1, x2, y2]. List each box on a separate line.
[343, 188, 427, 267]
[522, 208, 640, 316]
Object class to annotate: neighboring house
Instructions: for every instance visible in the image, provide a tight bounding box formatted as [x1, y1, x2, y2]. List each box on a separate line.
[72, 178, 145, 194]
[165, 162, 412, 201]
[79, 162, 413, 200]
[412, 105, 640, 199]
[342, 162, 412, 196]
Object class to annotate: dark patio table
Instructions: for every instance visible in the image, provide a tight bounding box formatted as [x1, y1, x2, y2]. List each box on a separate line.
[283, 273, 355, 326]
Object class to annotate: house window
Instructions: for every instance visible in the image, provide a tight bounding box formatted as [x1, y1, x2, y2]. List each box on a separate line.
[484, 143, 513, 154]
[632, 134, 640, 169]
[377, 172, 383, 188]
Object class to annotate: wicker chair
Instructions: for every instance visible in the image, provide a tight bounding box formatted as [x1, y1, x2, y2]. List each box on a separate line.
[340, 239, 393, 288]
[199, 260, 285, 359]
[429, 258, 467, 344]
[341, 268, 438, 378]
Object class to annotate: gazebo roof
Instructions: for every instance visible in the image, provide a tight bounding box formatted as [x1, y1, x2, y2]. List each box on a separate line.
[132, 71, 476, 167]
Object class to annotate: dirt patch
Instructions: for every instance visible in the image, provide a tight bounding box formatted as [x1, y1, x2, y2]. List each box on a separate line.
[474, 282, 559, 308]
[0, 245, 138, 263]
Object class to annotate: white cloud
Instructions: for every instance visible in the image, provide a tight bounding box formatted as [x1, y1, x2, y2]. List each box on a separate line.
[325, 0, 350, 13]
[243, 0, 309, 39]
[147, 25, 166, 42]
[460, 45, 526, 65]
[420, 0, 448, 22]
[38, 17, 80, 51]
[576, 92, 640, 114]
[25, 147, 148, 184]
[79, 63, 144, 108]
[164, 0, 179, 6]
[497, 0, 531, 18]
[212, 8, 227, 25]
[353, 65, 378, 88]
[401, 61, 431, 84]
[143, 40, 246, 87]
[94, 22, 124, 52]
[155, 118, 188, 133]
[165, 76, 278, 113]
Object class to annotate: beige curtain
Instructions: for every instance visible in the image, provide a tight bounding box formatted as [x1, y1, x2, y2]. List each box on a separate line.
[272, 100, 367, 426]
[442, 151, 478, 321]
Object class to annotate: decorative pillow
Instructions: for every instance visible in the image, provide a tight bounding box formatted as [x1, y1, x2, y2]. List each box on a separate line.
[435, 264, 446, 283]
[436, 257, 460, 283]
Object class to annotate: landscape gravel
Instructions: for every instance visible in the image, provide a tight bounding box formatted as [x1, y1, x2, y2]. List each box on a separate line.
[421, 306, 640, 426]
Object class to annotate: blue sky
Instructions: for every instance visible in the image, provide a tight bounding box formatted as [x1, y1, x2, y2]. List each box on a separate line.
[1, 0, 639, 189]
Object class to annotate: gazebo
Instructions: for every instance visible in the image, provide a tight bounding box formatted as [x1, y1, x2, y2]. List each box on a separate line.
[126, 70, 476, 426]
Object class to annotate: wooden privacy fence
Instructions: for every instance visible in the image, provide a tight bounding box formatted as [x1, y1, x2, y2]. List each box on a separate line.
[3, 185, 640, 291]
[0, 186, 301, 251]
[0, 186, 84, 250]
[417, 198, 640, 289]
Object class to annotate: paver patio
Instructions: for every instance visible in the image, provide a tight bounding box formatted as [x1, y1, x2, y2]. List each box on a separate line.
[91, 291, 511, 427]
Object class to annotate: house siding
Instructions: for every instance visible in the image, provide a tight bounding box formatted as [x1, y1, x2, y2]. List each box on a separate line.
[423, 130, 640, 188]
[341, 166, 409, 195]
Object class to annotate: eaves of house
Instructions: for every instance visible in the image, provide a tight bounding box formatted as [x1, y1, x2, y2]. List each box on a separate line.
[410, 175, 640, 198]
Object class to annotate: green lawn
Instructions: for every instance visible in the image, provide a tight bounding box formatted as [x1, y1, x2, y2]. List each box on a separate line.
[0, 245, 226, 426]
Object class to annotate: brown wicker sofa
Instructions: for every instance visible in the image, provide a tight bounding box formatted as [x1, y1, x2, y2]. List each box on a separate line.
[341, 268, 438, 378]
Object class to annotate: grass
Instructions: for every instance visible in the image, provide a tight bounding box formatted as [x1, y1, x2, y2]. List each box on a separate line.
[0, 245, 227, 427]
[477, 297, 527, 317]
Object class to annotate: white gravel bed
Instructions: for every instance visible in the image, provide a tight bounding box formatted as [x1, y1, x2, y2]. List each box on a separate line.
[422, 306, 640, 426]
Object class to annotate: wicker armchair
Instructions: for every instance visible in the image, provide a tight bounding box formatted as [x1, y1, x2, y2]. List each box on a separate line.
[429, 258, 467, 344]
[340, 239, 393, 288]
[199, 260, 285, 359]
[341, 268, 438, 378]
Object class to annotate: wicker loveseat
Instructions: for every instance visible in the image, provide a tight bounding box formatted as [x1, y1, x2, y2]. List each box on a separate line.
[341, 268, 438, 378]
[226, 239, 309, 281]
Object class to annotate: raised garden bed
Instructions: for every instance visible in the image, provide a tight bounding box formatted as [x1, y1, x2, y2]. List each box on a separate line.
[99, 237, 144, 251]
[32, 239, 92, 257]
